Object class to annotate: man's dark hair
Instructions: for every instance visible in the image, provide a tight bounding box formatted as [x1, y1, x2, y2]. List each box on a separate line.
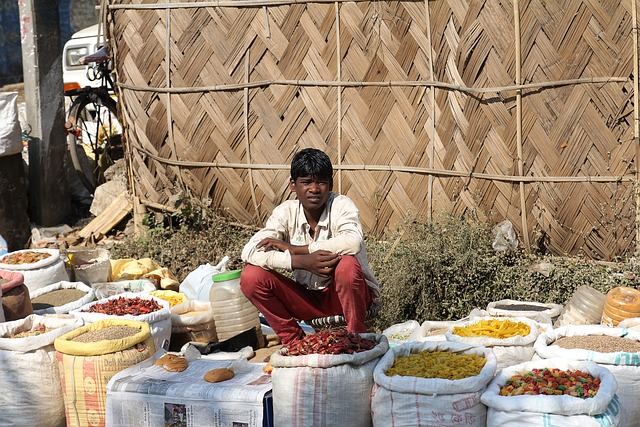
[290, 148, 333, 182]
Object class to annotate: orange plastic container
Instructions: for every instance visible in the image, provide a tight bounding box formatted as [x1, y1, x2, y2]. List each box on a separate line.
[601, 287, 640, 327]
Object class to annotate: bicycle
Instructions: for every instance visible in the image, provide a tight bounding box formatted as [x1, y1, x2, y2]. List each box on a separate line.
[64, 45, 123, 194]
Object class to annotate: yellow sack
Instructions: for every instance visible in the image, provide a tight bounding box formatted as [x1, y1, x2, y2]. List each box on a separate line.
[143, 267, 180, 291]
[110, 258, 161, 281]
[54, 319, 155, 427]
[54, 318, 152, 356]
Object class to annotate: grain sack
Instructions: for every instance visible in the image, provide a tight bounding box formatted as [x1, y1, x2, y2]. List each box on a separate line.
[534, 325, 640, 427]
[71, 292, 171, 352]
[481, 358, 620, 426]
[92, 279, 156, 300]
[169, 300, 216, 352]
[371, 341, 497, 427]
[381, 319, 420, 347]
[68, 248, 111, 285]
[446, 316, 539, 371]
[1, 269, 30, 321]
[0, 249, 69, 293]
[408, 319, 467, 342]
[31, 281, 94, 315]
[270, 332, 388, 427]
[487, 299, 563, 325]
[54, 319, 155, 427]
[0, 314, 83, 427]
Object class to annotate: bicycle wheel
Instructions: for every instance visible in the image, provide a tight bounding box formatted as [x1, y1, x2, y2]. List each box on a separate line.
[66, 91, 119, 194]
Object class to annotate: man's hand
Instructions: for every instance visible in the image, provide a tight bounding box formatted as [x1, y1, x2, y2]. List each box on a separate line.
[256, 238, 308, 255]
[291, 250, 341, 276]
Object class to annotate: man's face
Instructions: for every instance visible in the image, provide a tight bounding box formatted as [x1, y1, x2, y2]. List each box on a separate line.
[290, 176, 332, 213]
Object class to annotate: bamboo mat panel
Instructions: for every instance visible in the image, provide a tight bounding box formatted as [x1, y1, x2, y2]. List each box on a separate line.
[107, 0, 638, 259]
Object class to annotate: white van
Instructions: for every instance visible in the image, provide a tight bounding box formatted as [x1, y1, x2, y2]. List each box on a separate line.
[62, 24, 103, 90]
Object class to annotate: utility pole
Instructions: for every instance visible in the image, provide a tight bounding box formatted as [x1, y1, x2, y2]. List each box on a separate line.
[18, 0, 70, 226]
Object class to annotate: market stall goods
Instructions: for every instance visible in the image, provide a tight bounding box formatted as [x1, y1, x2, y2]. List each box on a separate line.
[169, 300, 216, 352]
[30, 281, 94, 315]
[481, 358, 620, 427]
[0, 315, 84, 427]
[0, 249, 68, 292]
[534, 324, 640, 426]
[71, 292, 171, 356]
[284, 329, 376, 356]
[372, 341, 497, 427]
[0, 270, 31, 321]
[0, 250, 51, 265]
[204, 367, 235, 383]
[487, 299, 563, 325]
[270, 333, 388, 427]
[446, 316, 539, 371]
[54, 319, 154, 427]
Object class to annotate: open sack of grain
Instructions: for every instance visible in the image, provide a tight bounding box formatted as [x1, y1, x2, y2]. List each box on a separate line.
[30, 281, 94, 315]
[481, 358, 620, 427]
[70, 292, 171, 352]
[534, 325, 640, 427]
[169, 300, 216, 352]
[270, 331, 388, 427]
[486, 299, 563, 326]
[446, 316, 539, 371]
[371, 341, 497, 427]
[0, 314, 83, 427]
[0, 249, 68, 293]
[54, 319, 155, 427]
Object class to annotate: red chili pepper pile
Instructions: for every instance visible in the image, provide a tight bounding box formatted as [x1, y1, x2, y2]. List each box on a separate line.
[82, 297, 161, 316]
[286, 329, 376, 356]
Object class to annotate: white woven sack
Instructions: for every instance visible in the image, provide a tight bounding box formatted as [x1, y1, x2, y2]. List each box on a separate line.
[171, 300, 214, 327]
[534, 325, 640, 427]
[19, 258, 70, 293]
[487, 299, 562, 325]
[382, 319, 420, 347]
[0, 314, 83, 427]
[30, 281, 94, 315]
[371, 341, 497, 427]
[69, 248, 112, 285]
[446, 316, 539, 371]
[0, 92, 22, 157]
[409, 319, 467, 342]
[71, 292, 171, 352]
[481, 358, 620, 427]
[270, 333, 389, 427]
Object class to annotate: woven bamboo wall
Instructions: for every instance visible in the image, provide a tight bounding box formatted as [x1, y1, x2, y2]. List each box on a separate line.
[106, 0, 639, 260]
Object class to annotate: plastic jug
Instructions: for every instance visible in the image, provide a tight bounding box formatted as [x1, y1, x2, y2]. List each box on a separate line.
[601, 286, 640, 327]
[209, 270, 263, 343]
[554, 286, 606, 327]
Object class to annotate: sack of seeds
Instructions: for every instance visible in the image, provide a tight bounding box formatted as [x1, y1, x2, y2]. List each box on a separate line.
[534, 325, 640, 426]
[0, 314, 83, 427]
[30, 281, 94, 315]
[71, 292, 171, 352]
[54, 319, 154, 427]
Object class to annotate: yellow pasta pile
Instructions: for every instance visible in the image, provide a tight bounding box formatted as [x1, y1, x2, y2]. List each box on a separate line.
[386, 350, 486, 380]
[453, 318, 530, 338]
[149, 290, 187, 307]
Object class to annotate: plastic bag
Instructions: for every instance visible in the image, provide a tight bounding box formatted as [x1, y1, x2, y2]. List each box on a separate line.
[179, 256, 229, 301]
[0, 92, 22, 157]
[493, 219, 519, 252]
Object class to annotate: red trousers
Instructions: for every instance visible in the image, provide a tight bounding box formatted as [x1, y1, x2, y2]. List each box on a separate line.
[240, 255, 373, 346]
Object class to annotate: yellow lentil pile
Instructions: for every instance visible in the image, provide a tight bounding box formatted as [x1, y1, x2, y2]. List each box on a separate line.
[386, 350, 487, 380]
[453, 319, 530, 339]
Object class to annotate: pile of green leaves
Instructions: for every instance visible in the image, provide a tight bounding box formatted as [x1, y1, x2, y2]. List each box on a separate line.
[368, 213, 640, 331]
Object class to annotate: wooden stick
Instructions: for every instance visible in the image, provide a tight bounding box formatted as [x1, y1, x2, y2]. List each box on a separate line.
[117, 76, 628, 95]
[633, 0, 640, 253]
[108, 0, 430, 9]
[245, 52, 260, 223]
[132, 146, 635, 183]
[425, 0, 434, 222]
[513, 0, 530, 251]
[336, 1, 342, 194]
